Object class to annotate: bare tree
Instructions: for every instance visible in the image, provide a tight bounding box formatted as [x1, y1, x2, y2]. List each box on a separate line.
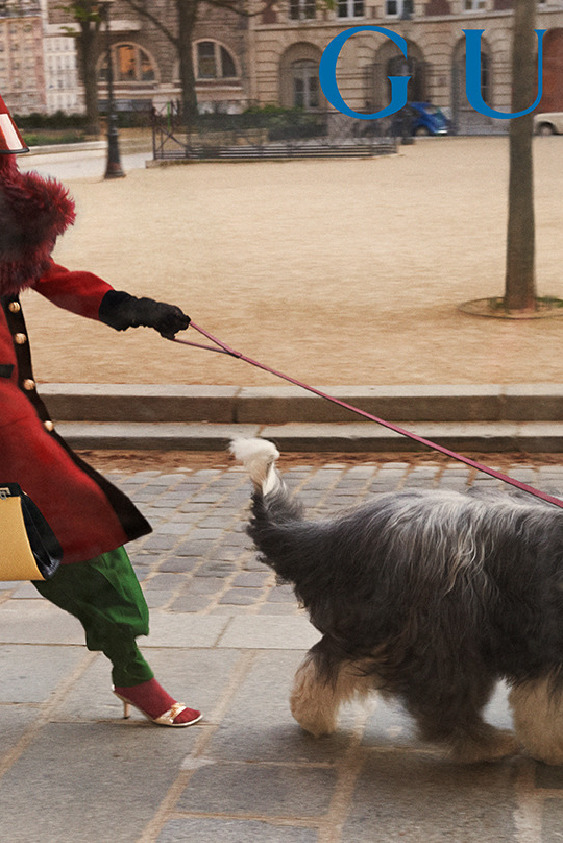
[122, 0, 269, 130]
[461, 0, 554, 317]
[120, 1, 199, 130]
[504, 0, 537, 313]
[59, 2, 105, 136]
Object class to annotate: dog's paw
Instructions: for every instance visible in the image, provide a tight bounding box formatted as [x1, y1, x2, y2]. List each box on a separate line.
[290, 702, 337, 738]
[449, 727, 519, 764]
[290, 692, 338, 737]
[295, 721, 336, 739]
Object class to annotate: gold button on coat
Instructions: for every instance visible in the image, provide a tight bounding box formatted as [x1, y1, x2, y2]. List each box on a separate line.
[14, 333, 27, 344]
[8, 301, 21, 313]
[22, 379, 35, 390]
[44, 420, 54, 431]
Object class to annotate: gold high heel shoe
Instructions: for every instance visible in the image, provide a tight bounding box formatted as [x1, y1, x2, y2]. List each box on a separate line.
[113, 683, 201, 727]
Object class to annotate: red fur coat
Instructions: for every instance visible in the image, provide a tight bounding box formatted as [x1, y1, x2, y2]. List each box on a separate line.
[0, 156, 150, 563]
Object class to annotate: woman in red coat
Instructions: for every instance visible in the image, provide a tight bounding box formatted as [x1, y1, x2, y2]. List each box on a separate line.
[0, 94, 200, 727]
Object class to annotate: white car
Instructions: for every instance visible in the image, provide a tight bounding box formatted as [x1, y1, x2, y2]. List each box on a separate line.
[534, 112, 563, 135]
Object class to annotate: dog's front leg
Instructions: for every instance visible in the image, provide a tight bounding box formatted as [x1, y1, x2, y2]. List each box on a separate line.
[290, 644, 373, 737]
[290, 651, 338, 737]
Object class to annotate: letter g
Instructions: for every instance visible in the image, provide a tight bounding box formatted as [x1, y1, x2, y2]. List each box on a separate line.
[319, 26, 410, 120]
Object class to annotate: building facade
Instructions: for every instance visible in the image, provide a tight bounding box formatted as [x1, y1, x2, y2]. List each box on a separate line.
[247, 0, 563, 132]
[41, 29, 82, 114]
[44, 0, 251, 116]
[0, 0, 46, 114]
[1, 1, 561, 130]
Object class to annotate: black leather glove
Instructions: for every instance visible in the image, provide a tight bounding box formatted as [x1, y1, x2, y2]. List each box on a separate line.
[99, 291, 190, 338]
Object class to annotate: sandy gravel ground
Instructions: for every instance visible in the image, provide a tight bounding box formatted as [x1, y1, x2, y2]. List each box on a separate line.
[21, 137, 563, 387]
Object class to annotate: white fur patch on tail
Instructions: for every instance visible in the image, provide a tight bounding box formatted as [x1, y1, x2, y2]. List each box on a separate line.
[229, 438, 280, 495]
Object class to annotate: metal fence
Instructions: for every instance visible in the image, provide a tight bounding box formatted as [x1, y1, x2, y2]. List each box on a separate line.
[151, 106, 397, 161]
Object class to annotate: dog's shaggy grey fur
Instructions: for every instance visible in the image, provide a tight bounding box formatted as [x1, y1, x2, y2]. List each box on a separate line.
[232, 438, 563, 764]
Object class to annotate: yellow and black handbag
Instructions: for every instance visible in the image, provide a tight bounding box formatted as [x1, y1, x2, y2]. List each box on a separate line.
[0, 484, 62, 581]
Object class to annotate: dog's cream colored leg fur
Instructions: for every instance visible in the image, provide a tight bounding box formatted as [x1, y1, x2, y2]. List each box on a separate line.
[510, 678, 563, 765]
[290, 652, 375, 737]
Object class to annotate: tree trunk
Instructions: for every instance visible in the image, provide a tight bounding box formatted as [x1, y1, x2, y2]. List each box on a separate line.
[176, 0, 199, 133]
[77, 20, 101, 137]
[504, 0, 537, 312]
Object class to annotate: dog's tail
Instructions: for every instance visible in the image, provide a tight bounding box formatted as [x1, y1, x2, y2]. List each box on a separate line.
[229, 437, 281, 496]
[230, 438, 305, 580]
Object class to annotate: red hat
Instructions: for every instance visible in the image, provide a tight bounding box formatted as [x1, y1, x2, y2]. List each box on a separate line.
[0, 93, 29, 153]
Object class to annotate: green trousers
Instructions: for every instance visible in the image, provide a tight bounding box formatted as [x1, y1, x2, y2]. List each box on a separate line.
[33, 546, 154, 687]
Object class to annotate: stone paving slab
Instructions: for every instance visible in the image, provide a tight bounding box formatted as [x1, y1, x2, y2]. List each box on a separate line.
[176, 761, 338, 818]
[343, 752, 519, 842]
[217, 616, 321, 649]
[0, 644, 85, 702]
[1, 452, 563, 842]
[0, 705, 42, 756]
[158, 818, 319, 842]
[0, 601, 84, 645]
[141, 613, 228, 648]
[0, 722, 195, 843]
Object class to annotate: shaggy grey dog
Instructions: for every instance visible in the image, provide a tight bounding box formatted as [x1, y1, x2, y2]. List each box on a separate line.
[232, 438, 563, 765]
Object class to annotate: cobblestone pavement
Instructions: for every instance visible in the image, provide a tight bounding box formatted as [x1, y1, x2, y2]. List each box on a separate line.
[1, 451, 563, 843]
[123, 454, 563, 615]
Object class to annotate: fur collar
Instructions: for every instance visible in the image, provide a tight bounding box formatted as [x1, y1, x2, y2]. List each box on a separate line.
[0, 155, 75, 296]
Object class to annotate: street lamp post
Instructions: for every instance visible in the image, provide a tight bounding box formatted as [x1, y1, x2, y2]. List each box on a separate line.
[398, 2, 415, 146]
[395, 56, 414, 146]
[100, 0, 124, 178]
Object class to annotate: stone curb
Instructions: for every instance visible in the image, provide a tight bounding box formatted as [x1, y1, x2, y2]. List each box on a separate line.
[54, 421, 563, 453]
[41, 383, 563, 424]
[27, 139, 152, 156]
[27, 141, 106, 155]
[40, 384, 563, 452]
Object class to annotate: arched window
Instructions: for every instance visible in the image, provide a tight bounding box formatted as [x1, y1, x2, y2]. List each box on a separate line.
[98, 43, 156, 83]
[292, 60, 319, 109]
[195, 41, 238, 79]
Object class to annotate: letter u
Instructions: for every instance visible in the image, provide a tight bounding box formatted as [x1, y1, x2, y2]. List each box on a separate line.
[464, 28, 546, 119]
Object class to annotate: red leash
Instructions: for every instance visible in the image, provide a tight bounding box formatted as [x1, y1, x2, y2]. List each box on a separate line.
[172, 322, 563, 510]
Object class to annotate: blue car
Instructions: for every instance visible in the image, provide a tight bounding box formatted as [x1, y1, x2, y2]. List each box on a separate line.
[409, 102, 451, 136]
